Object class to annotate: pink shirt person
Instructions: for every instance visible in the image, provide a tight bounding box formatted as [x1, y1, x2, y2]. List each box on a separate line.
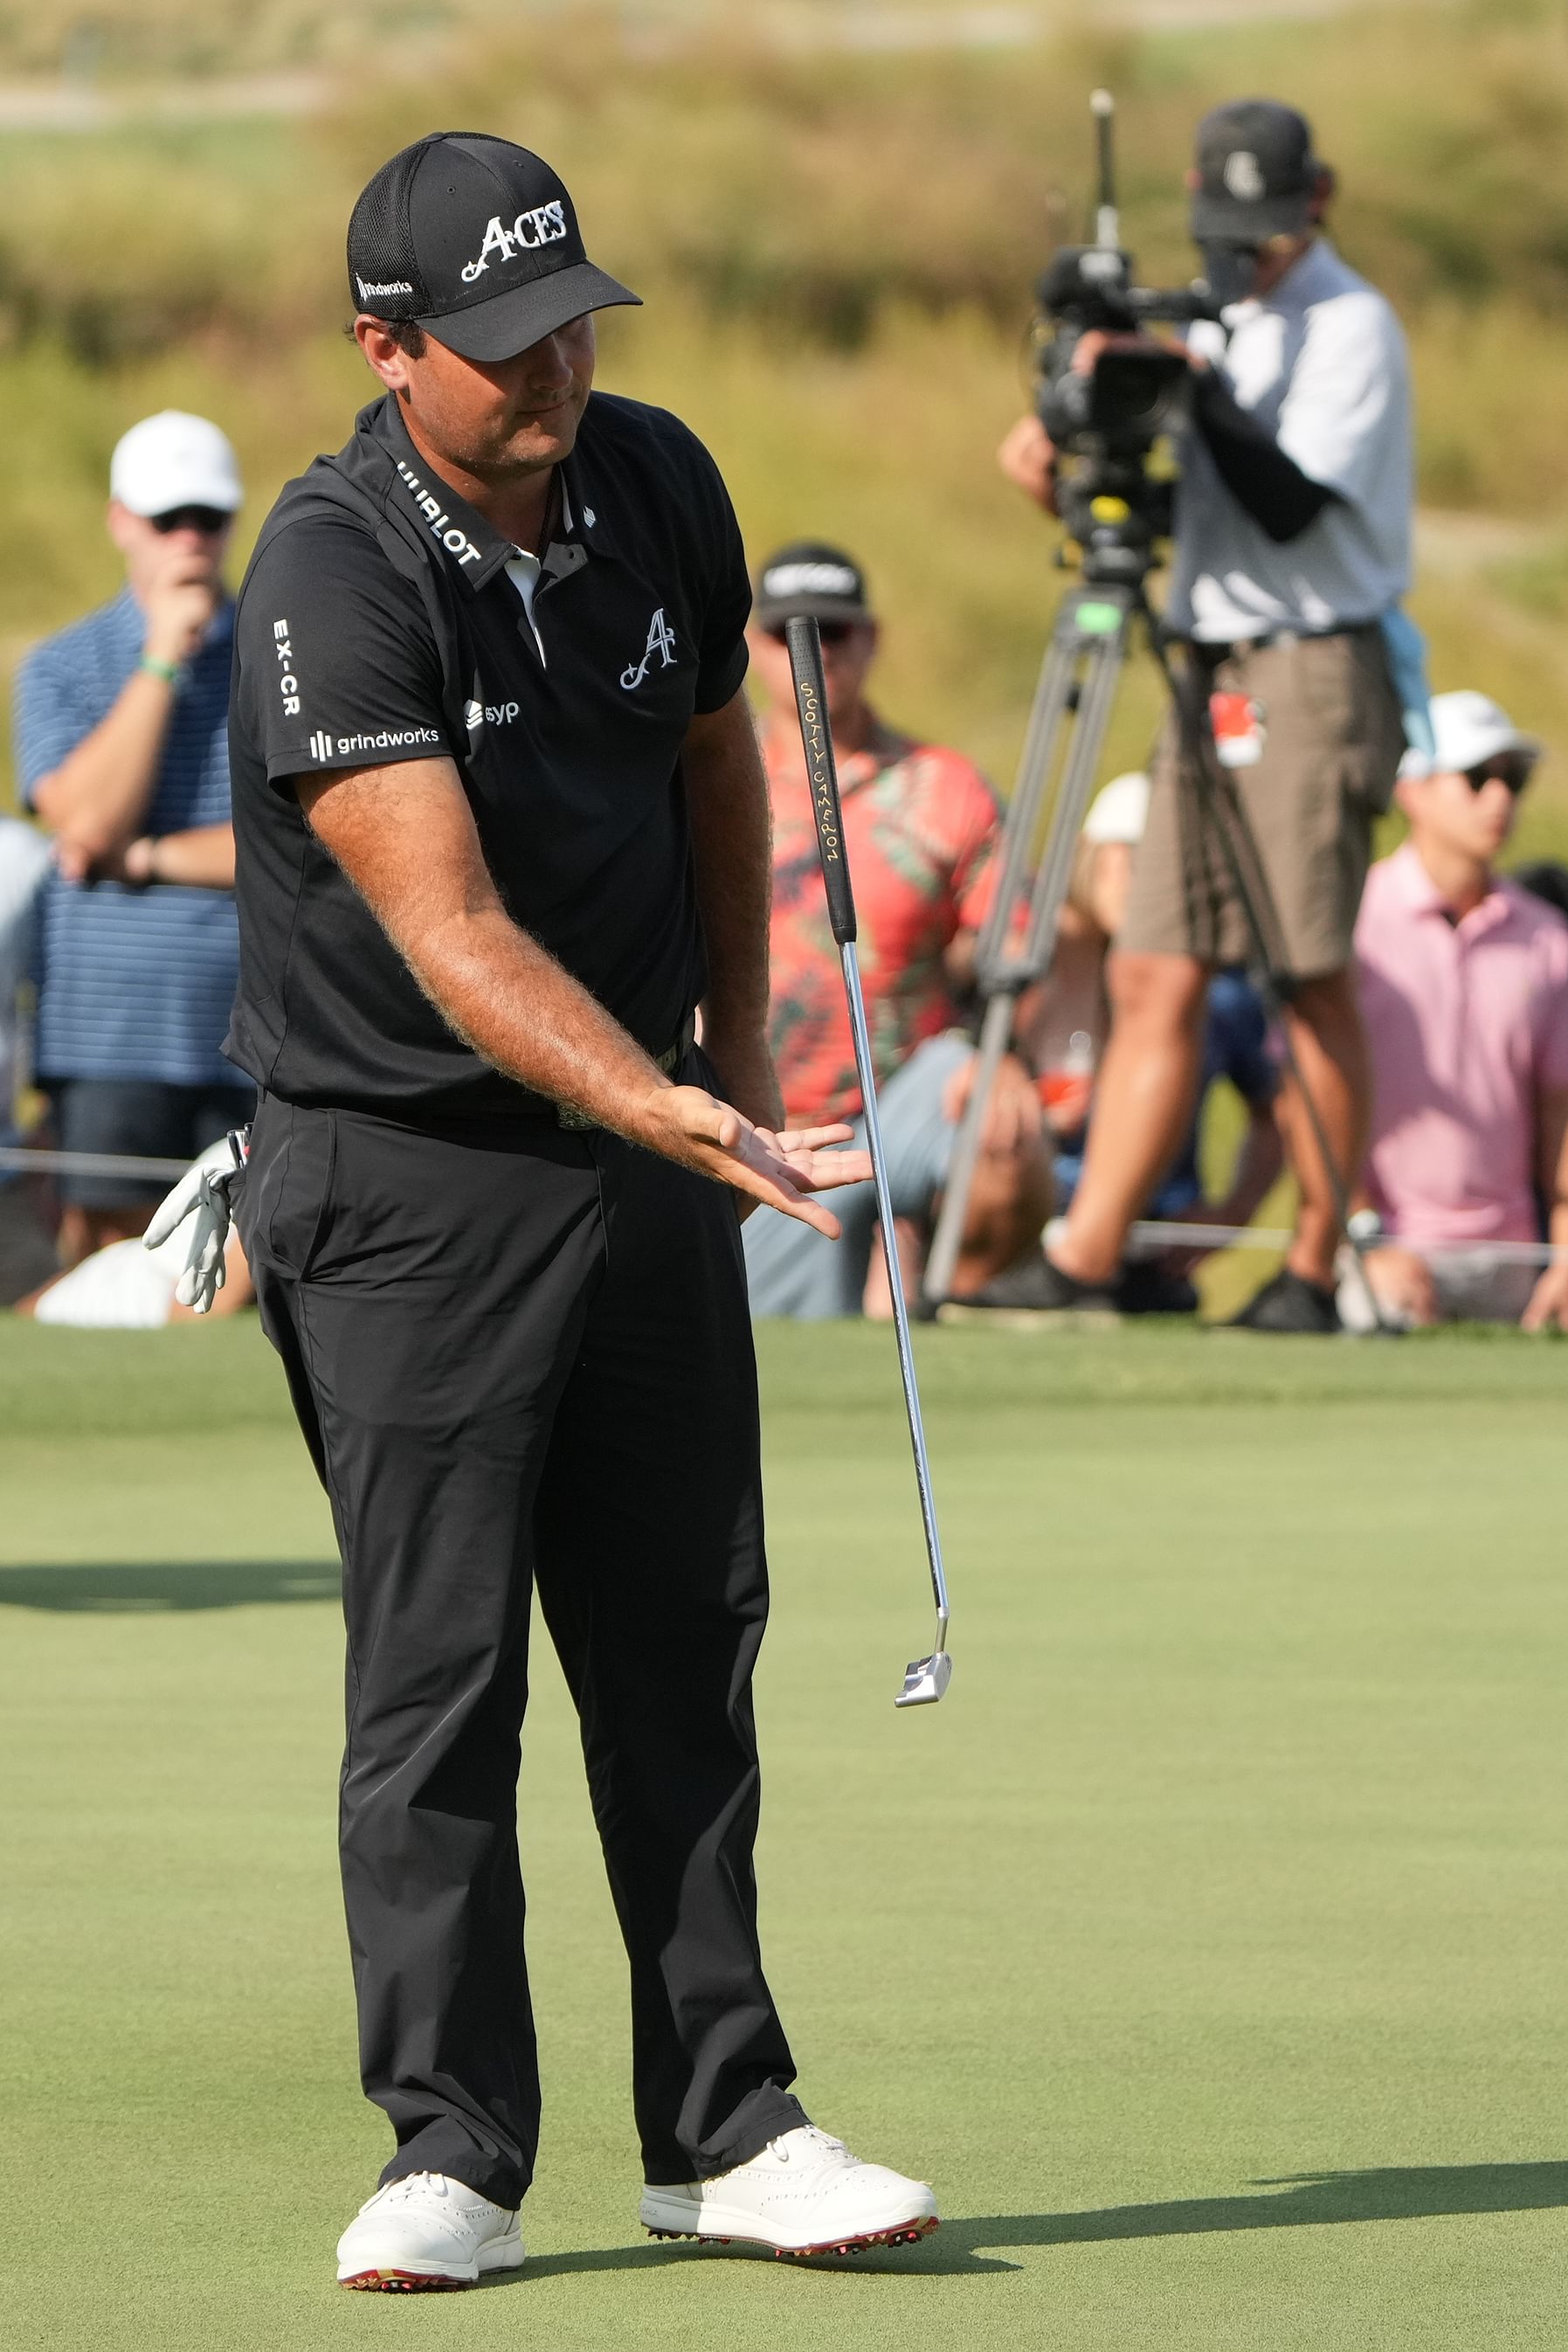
[1356, 841, 1568, 1245]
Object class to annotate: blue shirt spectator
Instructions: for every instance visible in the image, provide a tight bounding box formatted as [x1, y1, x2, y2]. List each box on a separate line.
[17, 591, 241, 1090]
[15, 409, 250, 1264]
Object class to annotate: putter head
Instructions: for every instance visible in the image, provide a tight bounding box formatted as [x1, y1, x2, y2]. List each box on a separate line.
[895, 1650, 953, 1708]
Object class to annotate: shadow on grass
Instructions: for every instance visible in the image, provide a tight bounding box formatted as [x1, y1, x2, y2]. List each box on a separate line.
[0, 1560, 340, 1610]
[519, 2163, 1568, 2281]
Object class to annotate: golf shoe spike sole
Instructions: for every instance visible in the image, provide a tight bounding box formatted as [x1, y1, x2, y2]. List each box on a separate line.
[646, 2214, 939, 2259]
[340, 2267, 473, 2292]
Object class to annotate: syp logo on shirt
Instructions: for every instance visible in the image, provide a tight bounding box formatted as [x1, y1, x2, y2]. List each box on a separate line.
[465, 698, 522, 736]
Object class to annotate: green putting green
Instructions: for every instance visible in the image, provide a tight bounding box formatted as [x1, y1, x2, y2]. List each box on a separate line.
[2, 1317, 1565, 2350]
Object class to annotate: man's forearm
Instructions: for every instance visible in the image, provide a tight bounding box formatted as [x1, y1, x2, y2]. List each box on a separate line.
[684, 691, 773, 1039]
[32, 669, 177, 860]
[1518, 1091, 1568, 1325]
[127, 824, 235, 889]
[681, 688, 782, 1144]
[1545, 1131, 1568, 1263]
[395, 903, 677, 1135]
[301, 754, 675, 1137]
[1191, 370, 1339, 544]
[1537, 1092, 1568, 1218]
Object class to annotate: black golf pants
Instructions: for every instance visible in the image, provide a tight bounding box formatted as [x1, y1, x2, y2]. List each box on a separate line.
[239, 1086, 802, 2209]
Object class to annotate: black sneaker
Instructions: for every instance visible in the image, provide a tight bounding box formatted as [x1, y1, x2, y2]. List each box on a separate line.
[1116, 1261, 1199, 1317]
[936, 1251, 1121, 1323]
[1226, 1267, 1341, 1334]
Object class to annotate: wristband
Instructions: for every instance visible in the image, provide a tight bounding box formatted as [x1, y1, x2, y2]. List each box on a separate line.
[140, 654, 180, 685]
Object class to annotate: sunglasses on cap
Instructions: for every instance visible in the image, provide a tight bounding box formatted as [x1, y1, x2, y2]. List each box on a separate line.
[763, 619, 861, 647]
[1463, 754, 1533, 796]
[149, 505, 231, 536]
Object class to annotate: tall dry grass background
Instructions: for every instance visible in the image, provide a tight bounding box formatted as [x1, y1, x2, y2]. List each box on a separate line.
[3, 0, 1568, 864]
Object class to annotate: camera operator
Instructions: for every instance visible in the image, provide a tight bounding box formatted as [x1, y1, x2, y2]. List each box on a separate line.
[999, 100, 1410, 1331]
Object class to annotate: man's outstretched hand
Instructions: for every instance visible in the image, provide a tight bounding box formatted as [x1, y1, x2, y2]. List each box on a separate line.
[639, 1085, 871, 1235]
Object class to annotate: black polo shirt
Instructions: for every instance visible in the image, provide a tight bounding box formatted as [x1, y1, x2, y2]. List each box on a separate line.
[224, 391, 749, 1119]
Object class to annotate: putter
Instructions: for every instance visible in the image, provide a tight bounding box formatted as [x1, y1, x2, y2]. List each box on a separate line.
[784, 614, 953, 1709]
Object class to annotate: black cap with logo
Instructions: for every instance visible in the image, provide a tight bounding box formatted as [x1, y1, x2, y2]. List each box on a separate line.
[753, 540, 874, 629]
[1189, 100, 1321, 246]
[348, 131, 641, 362]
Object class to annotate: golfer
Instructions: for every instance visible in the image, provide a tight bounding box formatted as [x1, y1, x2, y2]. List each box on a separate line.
[224, 132, 938, 2287]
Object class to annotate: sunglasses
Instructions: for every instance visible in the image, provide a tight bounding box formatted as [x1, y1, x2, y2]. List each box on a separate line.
[1463, 756, 1533, 796]
[149, 505, 231, 536]
[763, 619, 861, 647]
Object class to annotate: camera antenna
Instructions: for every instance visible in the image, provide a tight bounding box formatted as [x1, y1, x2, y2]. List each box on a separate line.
[1091, 88, 1119, 248]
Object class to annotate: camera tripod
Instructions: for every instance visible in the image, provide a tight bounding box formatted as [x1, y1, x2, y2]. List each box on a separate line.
[921, 512, 1390, 1333]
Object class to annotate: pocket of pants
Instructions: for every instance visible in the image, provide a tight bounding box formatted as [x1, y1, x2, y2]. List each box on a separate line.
[1350, 638, 1408, 814]
[246, 1100, 337, 1277]
[1268, 636, 1358, 744]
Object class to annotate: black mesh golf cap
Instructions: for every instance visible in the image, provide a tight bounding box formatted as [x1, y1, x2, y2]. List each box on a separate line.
[754, 541, 874, 628]
[1190, 100, 1322, 245]
[348, 131, 641, 362]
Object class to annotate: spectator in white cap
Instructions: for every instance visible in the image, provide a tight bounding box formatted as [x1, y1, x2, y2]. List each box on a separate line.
[1350, 689, 1568, 1329]
[13, 410, 252, 1267]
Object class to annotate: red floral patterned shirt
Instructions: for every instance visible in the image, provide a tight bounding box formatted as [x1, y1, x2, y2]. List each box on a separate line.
[762, 709, 999, 1124]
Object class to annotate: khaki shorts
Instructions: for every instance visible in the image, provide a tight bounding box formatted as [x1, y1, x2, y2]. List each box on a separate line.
[1120, 626, 1406, 979]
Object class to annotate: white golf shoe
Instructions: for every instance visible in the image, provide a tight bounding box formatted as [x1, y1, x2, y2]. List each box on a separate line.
[639, 2124, 938, 2258]
[335, 2170, 524, 2291]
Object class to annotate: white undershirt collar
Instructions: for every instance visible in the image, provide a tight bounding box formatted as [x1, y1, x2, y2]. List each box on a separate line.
[502, 473, 574, 629]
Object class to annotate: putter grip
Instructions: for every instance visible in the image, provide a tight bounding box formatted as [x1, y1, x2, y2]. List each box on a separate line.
[784, 614, 857, 944]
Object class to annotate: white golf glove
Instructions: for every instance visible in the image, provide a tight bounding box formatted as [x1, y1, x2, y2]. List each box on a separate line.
[142, 1130, 249, 1315]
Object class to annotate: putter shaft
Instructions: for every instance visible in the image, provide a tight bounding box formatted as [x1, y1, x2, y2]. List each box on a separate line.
[839, 937, 951, 1663]
[784, 612, 953, 1705]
